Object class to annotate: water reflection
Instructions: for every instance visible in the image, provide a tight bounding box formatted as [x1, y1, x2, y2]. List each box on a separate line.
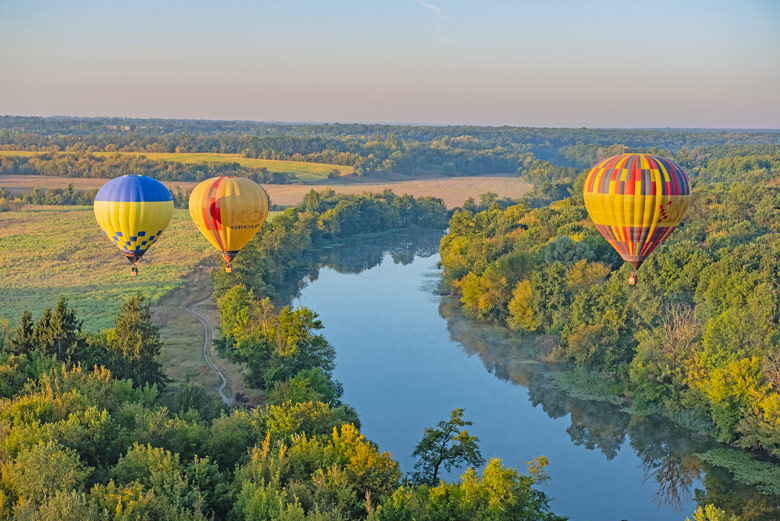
[437, 292, 780, 518]
[285, 230, 780, 520]
[277, 229, 443, 302]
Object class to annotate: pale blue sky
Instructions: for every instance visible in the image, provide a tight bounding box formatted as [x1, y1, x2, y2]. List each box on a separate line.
[1, 0, 778, 127]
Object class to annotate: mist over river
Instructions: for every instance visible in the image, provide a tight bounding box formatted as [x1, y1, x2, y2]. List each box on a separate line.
[286, 230, 773, 521]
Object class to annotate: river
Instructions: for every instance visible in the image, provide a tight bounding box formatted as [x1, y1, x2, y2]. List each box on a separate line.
[288, 230, 776, 521]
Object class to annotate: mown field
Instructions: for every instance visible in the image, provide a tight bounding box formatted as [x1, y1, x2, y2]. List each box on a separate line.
[0, 150, 353, 181]
[0, 175, 532, 208]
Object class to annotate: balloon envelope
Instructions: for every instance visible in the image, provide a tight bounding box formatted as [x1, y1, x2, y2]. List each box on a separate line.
[93, 175, 174, 268]
[188, 176, 269, 270]
[583, 154, 690, 270]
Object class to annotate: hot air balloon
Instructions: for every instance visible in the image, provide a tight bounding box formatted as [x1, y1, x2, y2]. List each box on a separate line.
[583, 154, 690, 285]
[94, 175, 174, 276]
[189, 176, 269, 272]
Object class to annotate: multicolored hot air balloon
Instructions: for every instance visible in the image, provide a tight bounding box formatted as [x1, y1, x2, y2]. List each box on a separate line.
[189, 176, 269, 272]
[93, 175, 174, 276]
[583, 153, 690, 284]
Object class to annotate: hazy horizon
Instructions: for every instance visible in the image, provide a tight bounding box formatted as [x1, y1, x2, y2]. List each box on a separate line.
[2, 0, 779, 128]
[3, 114, 780, 131]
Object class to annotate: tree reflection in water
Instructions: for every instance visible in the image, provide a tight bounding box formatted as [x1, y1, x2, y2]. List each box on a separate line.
[278, 229, 444, 303]
[437, 296, 780, 518]
[281, 233, 780, 519]
[628, 415, 703, 508]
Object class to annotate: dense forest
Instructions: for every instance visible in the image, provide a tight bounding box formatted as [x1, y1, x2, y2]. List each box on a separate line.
[439, 142, 780, 465]
[2, 116, 779, 179]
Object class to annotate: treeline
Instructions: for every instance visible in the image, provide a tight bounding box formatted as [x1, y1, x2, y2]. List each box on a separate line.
[3, 116, 778, 149]
[3, 295, 168, 390]
[0, 152, 292, 183]
[0, 185, 196, 211]
[0, 185, 96, 211]
[439, 144, 780, 459]
[3, 116, 779, 178]
[524, 143, 780, 207]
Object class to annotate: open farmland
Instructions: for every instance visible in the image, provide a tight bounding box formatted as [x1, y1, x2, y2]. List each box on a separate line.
[0, 150, 353, 181]
[0, 174, 532, 208]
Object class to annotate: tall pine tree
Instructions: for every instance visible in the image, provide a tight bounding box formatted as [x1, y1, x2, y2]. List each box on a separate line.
[106, 293, 166, 388]
[10, 309, 34, 354]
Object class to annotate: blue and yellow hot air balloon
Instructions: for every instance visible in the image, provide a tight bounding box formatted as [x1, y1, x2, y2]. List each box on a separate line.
[583, 153, 690, 284]
[94, 175, 174, 276]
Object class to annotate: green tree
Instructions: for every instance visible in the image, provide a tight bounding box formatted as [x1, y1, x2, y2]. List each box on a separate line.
[216, 285, 254, 341]
[10, 309, 34, 354]
[28, 298, 83, 361]
[105, 293, 166, 388]
[262, 306, 335, 387]
[0, 441, 90, 513]
[373, 458, 565, 521]
[267, 367, 343, 406]
[543, 236, 593, 266]
[168, 379, 225, 422]
[48, 297, 83, 361]
[410, 408, 484, 486]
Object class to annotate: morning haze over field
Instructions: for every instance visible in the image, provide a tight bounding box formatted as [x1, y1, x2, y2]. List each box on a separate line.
[1, 0, 779, 127]
[2, 1, 780, 521]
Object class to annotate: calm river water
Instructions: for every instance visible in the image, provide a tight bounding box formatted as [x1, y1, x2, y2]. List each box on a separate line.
[288, 230, 774, 521]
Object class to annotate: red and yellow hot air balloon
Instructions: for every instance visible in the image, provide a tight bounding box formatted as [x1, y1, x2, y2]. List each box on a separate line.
[189, 176, 269, 272]
[583, 154, 690, 284]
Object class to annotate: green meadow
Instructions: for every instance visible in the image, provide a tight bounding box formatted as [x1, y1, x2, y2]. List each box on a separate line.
[0, 206, 215, 331]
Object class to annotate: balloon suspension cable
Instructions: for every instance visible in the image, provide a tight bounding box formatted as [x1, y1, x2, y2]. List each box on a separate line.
[628, 271, 637, 285]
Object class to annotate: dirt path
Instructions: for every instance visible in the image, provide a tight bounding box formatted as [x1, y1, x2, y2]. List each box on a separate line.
[187, 297, 233, 406]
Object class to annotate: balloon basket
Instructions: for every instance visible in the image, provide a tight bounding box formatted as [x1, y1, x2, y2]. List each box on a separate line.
[131, 266, 138, 277]
[628, 272, 637, 285]
[225, 263, 232, 273]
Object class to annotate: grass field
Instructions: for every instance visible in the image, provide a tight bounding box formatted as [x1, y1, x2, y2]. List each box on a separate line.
[0, 150, 353, 181]
[0, 206, 214, 331]
[0, 205, 273, 392]
[0, 175, 532, 209]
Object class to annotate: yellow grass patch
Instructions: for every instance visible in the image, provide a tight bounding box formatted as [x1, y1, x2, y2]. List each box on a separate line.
[1, 175, 532, 209]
